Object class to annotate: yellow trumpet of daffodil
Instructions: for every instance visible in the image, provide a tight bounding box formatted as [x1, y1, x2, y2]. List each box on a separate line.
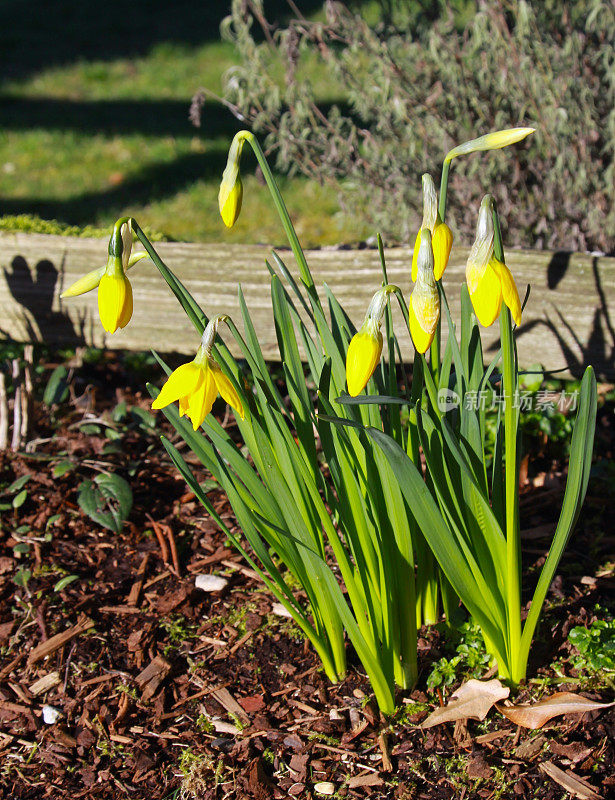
[409, 229, 440, 354]
[346, 285, 397, 396]
[411, 174, 453, 282]
[151, 315, 244, 429]
[61, 218, 149, 334]
[466, 196, 522, 327]
[219, 132, 249, 228]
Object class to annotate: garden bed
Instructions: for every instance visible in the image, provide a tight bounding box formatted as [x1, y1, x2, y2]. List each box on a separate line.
[0, 351, 614, 799]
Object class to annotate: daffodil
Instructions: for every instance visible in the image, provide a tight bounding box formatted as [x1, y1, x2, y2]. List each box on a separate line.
[346, 285, 397, 396]
[61, 217, 148, 334]
[466, 196, 522, 327]
[411, 174, 453, 282]
[409, 229, 440, 354]
[219, 132, 249, 228]
[151, 316, 244, 429]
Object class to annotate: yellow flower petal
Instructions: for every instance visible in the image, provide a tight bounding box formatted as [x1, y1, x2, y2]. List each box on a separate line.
[432, 222, 453, 280]
[490, 257, 522, 326]
[468, 261, 502, 327]
[187, 369, 218, 430]
[98, 273, 133, 334]
[345, 329, 383, 397]
[411, 230, 420, 282]
[219, 174, 243, 228]
[211, 363, 245, 420]
[408, 298, 435, 354]
[151, 363, 205, 410]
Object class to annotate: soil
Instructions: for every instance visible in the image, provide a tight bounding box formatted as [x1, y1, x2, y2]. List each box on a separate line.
[1, 352, 614, 800]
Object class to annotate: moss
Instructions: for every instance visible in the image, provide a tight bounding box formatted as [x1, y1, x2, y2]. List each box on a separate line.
[0, 214, 168, 241]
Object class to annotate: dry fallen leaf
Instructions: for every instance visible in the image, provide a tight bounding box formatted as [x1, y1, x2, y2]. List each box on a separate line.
[421, 679, 510, 728]
[496, 692, 615, 729]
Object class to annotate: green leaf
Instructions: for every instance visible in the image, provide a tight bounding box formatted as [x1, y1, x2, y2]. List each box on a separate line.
[77, 473, 133, 534]
[5, 475, 31, 495]
[519, 366, 597, 668]
[12, 489, 28, 508]
[51, 459, 75, 478]
[43, 365, 70, 406]
[54, 575, 79, 592]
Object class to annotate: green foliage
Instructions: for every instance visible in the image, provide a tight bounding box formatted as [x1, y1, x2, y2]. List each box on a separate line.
[426, 622, 492, 690]
[77, 472, 133, 534]
[568, 612, 615, 673]
[222, 0, 615, 252]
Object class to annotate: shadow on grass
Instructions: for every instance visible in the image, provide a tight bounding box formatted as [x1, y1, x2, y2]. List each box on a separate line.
[0, 148, 235, 225]
[0, 0, 325, 84]
[0, 97, 240, 138]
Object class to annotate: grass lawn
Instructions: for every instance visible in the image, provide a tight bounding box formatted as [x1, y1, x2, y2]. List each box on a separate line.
[0, 1, 371, 246]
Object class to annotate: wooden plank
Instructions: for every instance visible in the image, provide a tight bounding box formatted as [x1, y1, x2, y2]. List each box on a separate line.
[1, 231, 613, 378]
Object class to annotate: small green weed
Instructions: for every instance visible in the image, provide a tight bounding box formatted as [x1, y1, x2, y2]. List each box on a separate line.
[426, 621, 492, 691]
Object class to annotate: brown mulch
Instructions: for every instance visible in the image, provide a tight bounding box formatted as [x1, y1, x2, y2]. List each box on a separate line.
[0, 353, 614, 799]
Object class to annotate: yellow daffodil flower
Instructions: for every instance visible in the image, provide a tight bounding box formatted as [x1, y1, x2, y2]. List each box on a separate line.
[61, 217, 148, 334]
[219, 132, 248, 228]
[409, 229, 440, 354]
[346, 323, 383, 397]
[411, 174, 453, 282]
[345, 285, 396, 396]
[151, 316, 244, 428]
[466, 196, 522, 327]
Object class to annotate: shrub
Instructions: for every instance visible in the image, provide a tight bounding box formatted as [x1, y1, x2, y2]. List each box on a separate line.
[216, 0, 614, 253]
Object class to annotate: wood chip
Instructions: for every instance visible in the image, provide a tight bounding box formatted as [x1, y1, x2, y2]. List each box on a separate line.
[539, 761, 603, 799]
[28, 671, 61, 696]
[348, 773, 383, 789]
[127, 553, 150, 606]
[212, 687, 250, 725]
[27, 615, 94, 666]
[378, 731, 393, 772]
[135, 656, 171, 701]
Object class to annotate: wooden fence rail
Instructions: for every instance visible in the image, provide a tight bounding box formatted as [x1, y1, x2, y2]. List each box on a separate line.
[1, 232, 614, 379]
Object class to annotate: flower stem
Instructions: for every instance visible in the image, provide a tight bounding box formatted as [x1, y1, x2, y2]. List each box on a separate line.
[242, 132, 318, 301]
[493, 203, 522, 685]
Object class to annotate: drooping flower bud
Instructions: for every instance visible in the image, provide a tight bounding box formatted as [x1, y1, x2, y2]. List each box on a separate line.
[219, 133, 247, 228]
[444, 127, 536, 164]
[345, 286, 396, 396]
[466, 196, 522, 327]
[409, 229, 440, 354]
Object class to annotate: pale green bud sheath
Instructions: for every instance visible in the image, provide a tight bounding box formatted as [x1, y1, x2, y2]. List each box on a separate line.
[219, 132, 248, 228]
[412, 174, 438, 281]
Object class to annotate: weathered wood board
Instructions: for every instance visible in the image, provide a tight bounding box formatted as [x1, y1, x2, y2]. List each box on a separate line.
[1, 231, 613, 378]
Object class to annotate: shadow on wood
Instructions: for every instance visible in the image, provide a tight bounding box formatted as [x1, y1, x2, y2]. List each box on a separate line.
[1, 232, 613, 380]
